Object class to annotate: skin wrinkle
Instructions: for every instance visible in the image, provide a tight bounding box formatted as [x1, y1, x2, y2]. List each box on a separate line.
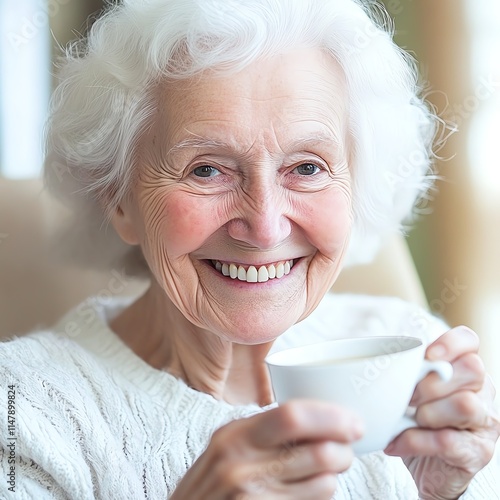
[110, 48, 353, 404]
[160, 65, 346, 162]
[166, 130, 345, 166]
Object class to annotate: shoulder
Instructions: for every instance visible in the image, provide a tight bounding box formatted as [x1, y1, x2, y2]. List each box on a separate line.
[305, 293, 449, 342]
[275, 293, 449, 352]
[0, 294, 134, 389]
[0, 323, 132, 439]
[0, 330, 118, 427]
[0, 329, 89, 377]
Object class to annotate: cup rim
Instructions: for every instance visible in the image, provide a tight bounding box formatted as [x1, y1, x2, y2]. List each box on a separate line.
[265, 335, 423, 367]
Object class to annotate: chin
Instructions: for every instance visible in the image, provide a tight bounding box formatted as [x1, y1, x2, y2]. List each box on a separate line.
[174, 254, 328, 344]
[210, 304, 305, 345]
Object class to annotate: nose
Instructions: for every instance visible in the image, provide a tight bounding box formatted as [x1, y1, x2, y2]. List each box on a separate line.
[226, 190, 292, 250]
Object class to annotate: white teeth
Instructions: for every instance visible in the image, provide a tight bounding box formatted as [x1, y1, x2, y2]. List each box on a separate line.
[276, 263, 285, 278]
[247, 266, 258, 282]
[284, 261, 291, 275]
[257, 266, 269, 282]
[229, 264, 238, 279]
[268, 264, 276, 279]
[237, 266, 246, 281]
[213, 259, 294, 282]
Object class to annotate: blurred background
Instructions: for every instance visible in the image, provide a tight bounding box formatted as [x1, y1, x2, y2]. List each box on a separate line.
[0, 1, 499, 385]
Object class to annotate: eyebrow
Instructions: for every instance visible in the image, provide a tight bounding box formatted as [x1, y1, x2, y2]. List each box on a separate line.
[167, 136, 229, 156]
[167, 131, 344, 157]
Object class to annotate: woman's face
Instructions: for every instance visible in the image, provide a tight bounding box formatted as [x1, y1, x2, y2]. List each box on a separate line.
[116, 48, 353, 344]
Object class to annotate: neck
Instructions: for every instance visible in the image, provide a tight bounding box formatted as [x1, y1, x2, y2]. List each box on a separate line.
[110, 282, 275, 406]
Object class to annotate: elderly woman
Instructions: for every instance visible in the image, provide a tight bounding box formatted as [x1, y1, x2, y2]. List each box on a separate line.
[1, 0, 499, 498]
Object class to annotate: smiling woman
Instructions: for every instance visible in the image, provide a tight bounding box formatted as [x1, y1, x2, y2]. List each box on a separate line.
[1, 0, 499, 499]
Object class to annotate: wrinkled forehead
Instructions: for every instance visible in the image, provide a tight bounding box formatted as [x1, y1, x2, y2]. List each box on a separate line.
[144, 48, 349, 156]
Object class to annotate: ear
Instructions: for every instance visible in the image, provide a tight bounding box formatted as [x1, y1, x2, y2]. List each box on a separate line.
[110, 202, 141, 246]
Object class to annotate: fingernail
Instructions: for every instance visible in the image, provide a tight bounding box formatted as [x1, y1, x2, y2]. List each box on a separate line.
[351, 417, 365, 438]
[459, 325, 476, 336]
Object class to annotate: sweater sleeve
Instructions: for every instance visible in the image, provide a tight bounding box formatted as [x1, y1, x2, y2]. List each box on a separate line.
[0, 391, 77, 498]
[0, 448, 69, 500]
[0, 333, 146, 500]
[0, 337, 95, 499]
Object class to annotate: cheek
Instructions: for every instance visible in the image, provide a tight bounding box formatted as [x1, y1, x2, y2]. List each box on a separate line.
[299, 187, 352, 255]
[141, 190, 223, 258]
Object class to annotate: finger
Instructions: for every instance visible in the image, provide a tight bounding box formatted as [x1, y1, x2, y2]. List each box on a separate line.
[280, 472, 338, 499]
[415, 390, 491, 430]
[248, 400, 364, 449]
[275, 441, 354, 482]
[203, 437, 351, 499]
[426, 326, 479, 363]
[411, 353, 486, 405]
[249, 472, 337, 500]
[385, 428, 496, 471]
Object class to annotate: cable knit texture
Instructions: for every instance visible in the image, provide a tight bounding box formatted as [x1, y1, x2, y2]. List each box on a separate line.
[0, 294, 498, 499]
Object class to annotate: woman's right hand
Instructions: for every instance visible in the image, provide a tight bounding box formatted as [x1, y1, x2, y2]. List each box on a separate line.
[170, 400, 364, 499]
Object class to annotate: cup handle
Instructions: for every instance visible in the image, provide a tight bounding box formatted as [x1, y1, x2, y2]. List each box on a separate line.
[389, 360, 454, 441]
[418, 359, 454, 384]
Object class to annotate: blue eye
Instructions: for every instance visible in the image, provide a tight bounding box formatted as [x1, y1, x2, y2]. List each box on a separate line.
[192, 165, 220, 178]
[294, 163, 320, 176]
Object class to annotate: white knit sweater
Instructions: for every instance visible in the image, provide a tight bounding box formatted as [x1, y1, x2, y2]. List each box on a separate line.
[0, 294, 498, 499]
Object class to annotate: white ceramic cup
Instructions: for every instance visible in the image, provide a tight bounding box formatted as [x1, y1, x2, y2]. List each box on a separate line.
[265, 336, 453, 455]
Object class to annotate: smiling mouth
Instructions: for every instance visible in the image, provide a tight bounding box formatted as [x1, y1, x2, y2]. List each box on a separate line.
[210, 259, 295, 283]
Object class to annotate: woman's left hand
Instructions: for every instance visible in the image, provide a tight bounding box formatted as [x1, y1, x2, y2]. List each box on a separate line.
[384, 326, 500, 500]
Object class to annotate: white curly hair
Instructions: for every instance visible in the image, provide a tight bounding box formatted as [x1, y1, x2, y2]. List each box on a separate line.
[44, 0, 437, 275]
